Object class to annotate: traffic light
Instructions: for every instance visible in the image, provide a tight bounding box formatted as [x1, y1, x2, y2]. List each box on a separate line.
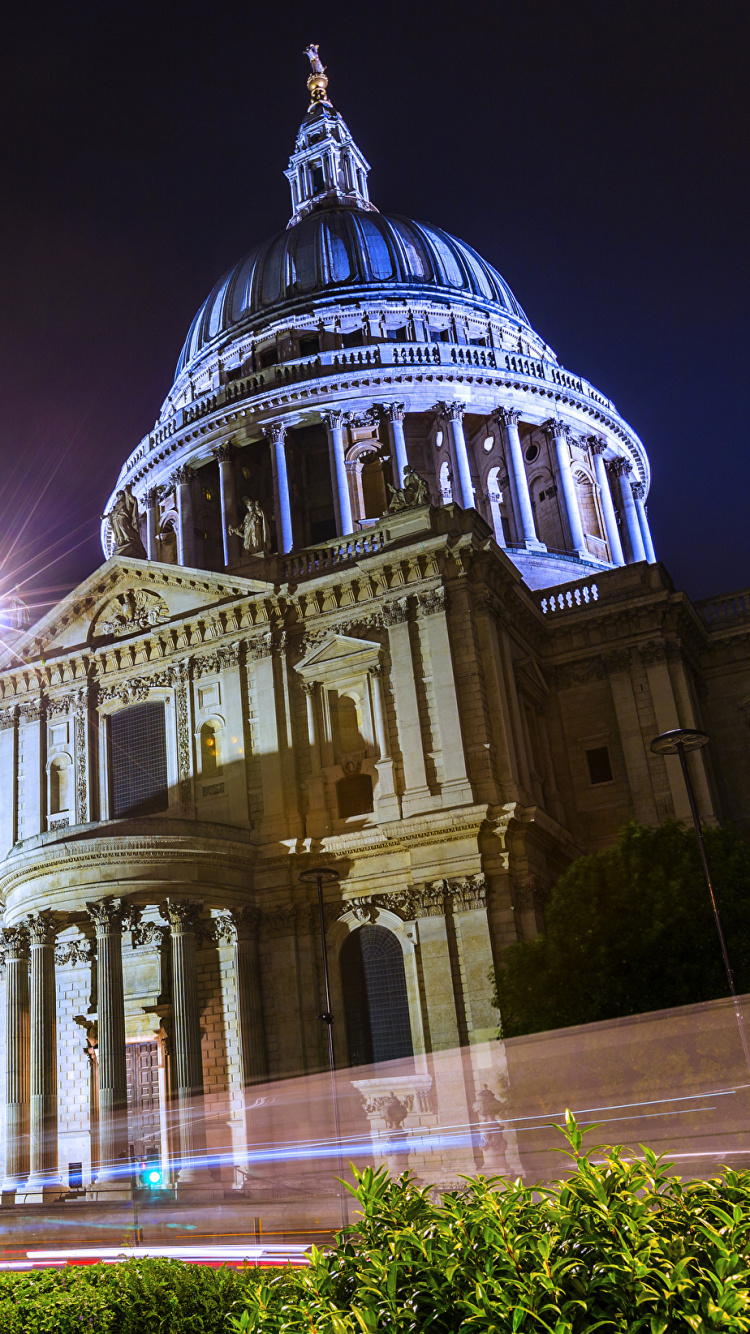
[140, 1161, 163, 1189]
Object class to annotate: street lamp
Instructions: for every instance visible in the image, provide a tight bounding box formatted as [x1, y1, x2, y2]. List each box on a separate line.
[298, 865, 348, 1229]
[650, 727, 750, 1076]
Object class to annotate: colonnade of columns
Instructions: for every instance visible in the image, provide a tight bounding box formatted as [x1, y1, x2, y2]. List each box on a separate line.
[142, 401, 654, 572]
[0, 899, 264, 1203]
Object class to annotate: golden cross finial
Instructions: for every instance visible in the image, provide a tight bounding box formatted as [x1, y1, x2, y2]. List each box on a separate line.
[303, 43, 332, 109]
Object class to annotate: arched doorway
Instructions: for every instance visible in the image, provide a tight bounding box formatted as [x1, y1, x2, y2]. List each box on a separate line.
[340, 925, 414, 1067]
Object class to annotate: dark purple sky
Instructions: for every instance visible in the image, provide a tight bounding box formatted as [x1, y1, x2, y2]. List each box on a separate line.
[0, 0, 747, 614]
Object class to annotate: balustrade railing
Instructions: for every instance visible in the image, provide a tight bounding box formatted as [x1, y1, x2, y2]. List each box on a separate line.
[694, 589, 750, 627]
[280, 527, 388, 581]
[540, 582, 600, 615]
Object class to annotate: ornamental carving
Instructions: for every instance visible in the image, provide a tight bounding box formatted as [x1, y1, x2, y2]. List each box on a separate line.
[74, 690, 89, 823]
[552, 657, 608, 688]
[18, 700, 42, 723]
[587, 437, 607, 456]
[386, 467, 430, 511]
[93, 589, 169, 639]
[25, 911, 58, 947]
[159, 899, 205, 934]
[381, 599, 409, 626]
[495, 407, 520, 427]
[193, 643, 242, 678]
[439, 401, 465, 422]
[632, 481, 646, 500]
[544, 419, 570, 442]
[131, 921, 168, 949]
[214, 906, 262, 943]
[363, 1092, 411, 1128]
[416, 588, 446, 618]
[247, 632, 275, 661]
[337, 874, 487, 923]
[610, 456, 633, 478]
[0, 925, 29, 960]
[175, 663, 192, 809]
[86, 897, 137, 935]
[47, 695, 74, 718]
[55, 939, 93, 966]
[0, 707, 16, 731]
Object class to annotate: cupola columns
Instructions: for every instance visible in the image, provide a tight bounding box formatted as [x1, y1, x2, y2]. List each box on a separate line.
[382, 404, 409, 488]
[285, 47, 375, 227]
[215, 445, 241, 566]
[612, 459, 647, 563]
[145, 489, 160, 562]
[2, 926, 30, 1197]
[441, 403, 475, 510]
[173, 466, 197, 568]
[22, 913, 59, 1202]
[589, 439, 625, 566]
[267, 425, 294, 554]
[323, 411, 354, 535]
[545, 422, 588, 559]
[632, 482, 657, 564]
[497, 409, 544, 550]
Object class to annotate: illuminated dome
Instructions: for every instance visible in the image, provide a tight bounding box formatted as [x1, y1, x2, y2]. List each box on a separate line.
[176, 209, 531, 375]
[104, 51, 655, 590]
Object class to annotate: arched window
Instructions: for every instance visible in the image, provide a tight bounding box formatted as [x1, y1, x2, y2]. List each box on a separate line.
[336, 772, 373, 819]
[49, 757, 70, 814]
[157, 518, 178, 566]
[200, 720, 221, 774]
[335, 693, 362, 755]
[109, 702, 169, 819]
[340, 924, 414, 1066]
[574, 470, 607, 559]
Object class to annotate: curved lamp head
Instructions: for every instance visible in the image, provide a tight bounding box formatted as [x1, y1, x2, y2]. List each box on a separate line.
[298, 866, 340, 886]
[650, 727, 709, 757]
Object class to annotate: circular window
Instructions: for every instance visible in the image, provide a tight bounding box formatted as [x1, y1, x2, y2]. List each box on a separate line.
[525, 443, 540, 463]
[482, 435, 494, 453]
[435, 430, 444, 448]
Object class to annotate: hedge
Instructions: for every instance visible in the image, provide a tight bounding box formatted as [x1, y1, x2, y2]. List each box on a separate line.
[0, 1114, 748, 1332]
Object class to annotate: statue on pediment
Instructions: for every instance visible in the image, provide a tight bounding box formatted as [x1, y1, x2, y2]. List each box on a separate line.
[103, 485, 147, 559]
[230, 496, 271, 555]
[387, 466, 430, 512]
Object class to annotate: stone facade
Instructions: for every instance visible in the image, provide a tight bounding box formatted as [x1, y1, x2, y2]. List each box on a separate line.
[0, 55, 747, 1203]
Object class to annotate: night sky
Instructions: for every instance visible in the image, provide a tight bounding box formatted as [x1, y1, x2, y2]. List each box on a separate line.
[0, 0, 747, 616]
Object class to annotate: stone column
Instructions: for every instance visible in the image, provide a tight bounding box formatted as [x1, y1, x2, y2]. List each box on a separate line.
[382, 403, 408, 487]
[173, 465, 196, 567]
[442, 403, 475, 509]
[160, 900, 211, 1195]
[23, 912, 58, 1201]
[383, 602, 433, 816]
[86, 898, 131, 1198]
[545, 421, 587, 557]
[145, 488, 160, 561]
[416, 591, 474, 806]
[219, 909, 266, 1087]
[322, 410, 354, 536]
[497, 409, 543, 548]
[368, 663, 400, 819]
[267, 423, 294, 553]
[1, 925, 29, 1199]
[301, 680, 329, 836]
[589, 439, 625, 566]
[611, 458, 647, 563]
[214, 443, 240, 566]
[632, 481, 657, 563]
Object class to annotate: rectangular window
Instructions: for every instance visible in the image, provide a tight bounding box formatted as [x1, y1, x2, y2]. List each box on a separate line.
[258, 347, 278, 369]
[586, 745, 614, 785]
[110, 702, 169, 818]
[299, 335, 320, 357]
[341, 329, 363, 348]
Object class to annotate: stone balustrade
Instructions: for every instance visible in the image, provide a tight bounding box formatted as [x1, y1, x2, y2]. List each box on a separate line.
[540, 582, 600, 615]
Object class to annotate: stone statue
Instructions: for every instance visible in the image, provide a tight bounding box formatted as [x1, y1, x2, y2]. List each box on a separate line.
[387, 466, 430, 512]
[103, 485, 147, 559]
[304, 43, 325, 74]
[229, 496, 271, 555]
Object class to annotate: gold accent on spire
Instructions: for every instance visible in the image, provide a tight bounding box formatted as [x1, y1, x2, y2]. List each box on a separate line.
[303, 44, 332, 110]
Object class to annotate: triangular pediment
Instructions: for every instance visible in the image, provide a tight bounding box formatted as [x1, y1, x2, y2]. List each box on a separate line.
[0, 556, 272, 667]
[296, 633, 381, 677]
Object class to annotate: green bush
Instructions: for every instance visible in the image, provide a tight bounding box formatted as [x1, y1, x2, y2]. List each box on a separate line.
[228, 1113, 750, 1333]
[0, 1256, 268, 1333]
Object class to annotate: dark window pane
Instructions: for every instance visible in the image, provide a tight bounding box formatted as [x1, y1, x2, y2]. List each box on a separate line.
[110, 703, 168, 818]
[336, 773, 373, 818]
[586, 745, 613, 785]
[341, 925, 414, 1066]
[299, 335, 320, 356]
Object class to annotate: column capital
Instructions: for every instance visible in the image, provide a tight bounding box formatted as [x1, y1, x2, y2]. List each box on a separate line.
[25, 912, 58, 948]
[382, 598, 410, 626]
[144, 486, 161, 507]
[631, 480, 646, 500]
[215, 906, 261, 944]
[213, 440, 235, 462]
[265, 421, 286, 445]
[300, 679, 317, 696]
[438, 400, 465, 422]
[610, 456, 633, 478]
[171, 464, 193, 486]
[0, 925, 29, 960]
[86, 897, 137, 936]
[495, 406, 520, 427]
[544, 418, 571, 443]
[587, 436, 608, 456]
[160, 898, 205, 934]
[321, 409, 347, 430]
[381, 402, 405, 424]
[368, 661, 384, 679]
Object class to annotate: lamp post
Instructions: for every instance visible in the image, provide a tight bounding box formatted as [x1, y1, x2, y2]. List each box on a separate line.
[650, 727, 750, 1076]
[298, 865, 348, 1230]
